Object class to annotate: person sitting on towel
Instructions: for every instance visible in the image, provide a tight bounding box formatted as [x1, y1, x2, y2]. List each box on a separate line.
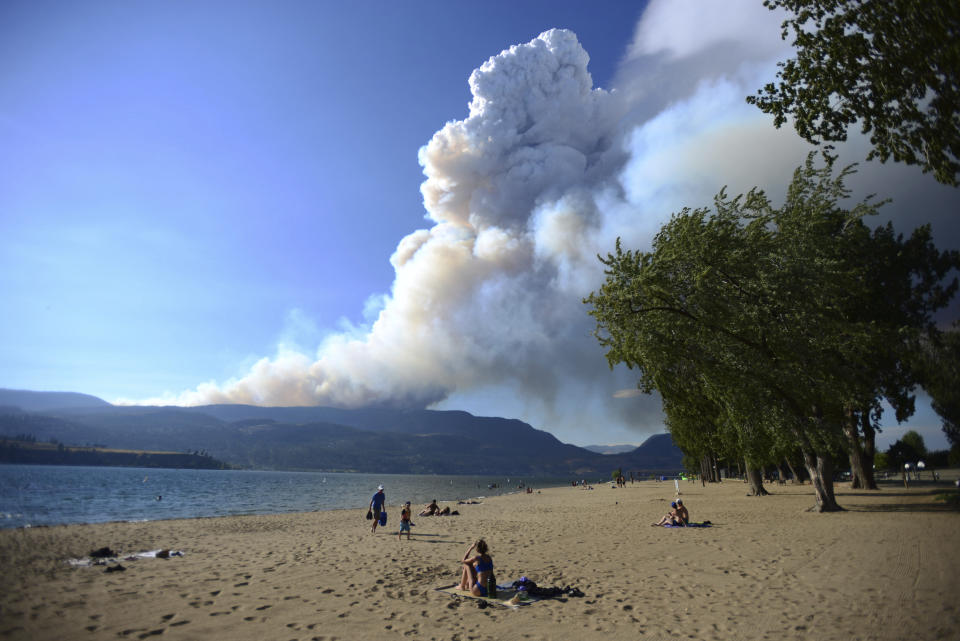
[459, 539, 494, 597]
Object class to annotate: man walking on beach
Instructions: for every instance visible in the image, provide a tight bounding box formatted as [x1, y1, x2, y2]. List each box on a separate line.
[370, 485, 386, 534]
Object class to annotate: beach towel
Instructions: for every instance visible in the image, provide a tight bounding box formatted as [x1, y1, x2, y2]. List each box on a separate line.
[68, 549, 185, 567]
[435, 580, 583, 609]
[664, 521, 712, 528]
[435, 583, 544, 609]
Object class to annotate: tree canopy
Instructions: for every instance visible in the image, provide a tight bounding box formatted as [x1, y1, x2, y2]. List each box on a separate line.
[586, 155, 958, 511]
[748, 0, 960, 186]
[916, 324, 960, 447]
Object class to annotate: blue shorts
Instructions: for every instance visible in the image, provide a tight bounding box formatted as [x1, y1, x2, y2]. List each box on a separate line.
[399, 521, 411, 532]
[474, 583, 487, 597]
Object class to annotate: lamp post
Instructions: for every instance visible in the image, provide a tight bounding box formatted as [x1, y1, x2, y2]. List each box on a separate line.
[903, 462, 910, 488]
[917, 461, 926, 481]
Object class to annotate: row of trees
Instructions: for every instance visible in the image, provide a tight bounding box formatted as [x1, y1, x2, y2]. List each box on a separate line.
[585, 0, 960, 512]
[585, 156, 959, 511]
[681, 429, 957, 485]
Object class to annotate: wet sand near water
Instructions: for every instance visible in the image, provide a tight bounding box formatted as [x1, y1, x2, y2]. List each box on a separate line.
[1, 478, 958, 641]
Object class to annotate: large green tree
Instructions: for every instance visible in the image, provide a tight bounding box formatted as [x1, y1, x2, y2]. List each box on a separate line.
[917, 324, 960, 447]
[886, 430, 927, 469]
[748, 0, 960, 186]
[586, 156, 957, 511]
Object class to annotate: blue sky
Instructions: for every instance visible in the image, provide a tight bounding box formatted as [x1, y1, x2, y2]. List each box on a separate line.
[2, 0, 957, 451]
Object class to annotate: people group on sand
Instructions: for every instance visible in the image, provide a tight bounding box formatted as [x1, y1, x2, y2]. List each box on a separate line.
[652, 499, 689, 526]
[418, 499, 456, 516]
[459, 539, 494, 597]
[366, 491, 466, 538]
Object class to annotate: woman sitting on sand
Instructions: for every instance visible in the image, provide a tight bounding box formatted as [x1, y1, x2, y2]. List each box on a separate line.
[419, 499, 439, 516]
[652, 502, 684, 527]
[459, 539, 494, 596]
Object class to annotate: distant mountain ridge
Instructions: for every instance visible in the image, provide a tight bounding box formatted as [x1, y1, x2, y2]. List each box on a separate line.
[0, 388, 683, 475]
[0, 389, 111, 412]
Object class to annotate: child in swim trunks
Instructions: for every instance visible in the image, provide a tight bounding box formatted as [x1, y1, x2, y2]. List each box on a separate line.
[398, 501, 412, 541]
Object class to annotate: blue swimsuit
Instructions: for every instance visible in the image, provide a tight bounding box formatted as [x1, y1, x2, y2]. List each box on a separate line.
[473, 557, 493, 596]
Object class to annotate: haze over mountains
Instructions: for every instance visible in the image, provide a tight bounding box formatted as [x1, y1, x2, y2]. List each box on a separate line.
[0, 389, 682, 476]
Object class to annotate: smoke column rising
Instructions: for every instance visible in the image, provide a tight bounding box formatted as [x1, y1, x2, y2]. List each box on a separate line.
[150, 29, 640, 415]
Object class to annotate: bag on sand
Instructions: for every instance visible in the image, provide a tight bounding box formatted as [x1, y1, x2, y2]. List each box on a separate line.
[366, 509, 373, 520]
[379, 511, 387, 526]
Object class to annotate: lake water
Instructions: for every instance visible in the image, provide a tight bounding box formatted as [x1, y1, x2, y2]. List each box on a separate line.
[0, 464, 576, 529]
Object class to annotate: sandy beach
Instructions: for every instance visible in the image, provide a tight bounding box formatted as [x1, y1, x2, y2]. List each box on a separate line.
[1, 478, 958, 641]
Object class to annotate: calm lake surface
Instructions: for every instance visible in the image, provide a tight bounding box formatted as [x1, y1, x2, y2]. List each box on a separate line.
[0, 464, 575, 529]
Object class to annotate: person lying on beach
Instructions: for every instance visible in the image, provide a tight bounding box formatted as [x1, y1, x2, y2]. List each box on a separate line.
[419, 500, 439, 516]
[652, 502, 684, 526]
[459, 539, 494, 597]
[438, 506, 451, 515]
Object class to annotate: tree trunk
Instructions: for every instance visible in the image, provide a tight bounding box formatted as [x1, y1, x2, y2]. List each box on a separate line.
[860, 412, 878, 490]
[745, 459, 769, 496]
[844, 409, 867, 489]
[699, 454, 717, 484]
[784, 457, 802, 484]
[802, 448, 842, 511]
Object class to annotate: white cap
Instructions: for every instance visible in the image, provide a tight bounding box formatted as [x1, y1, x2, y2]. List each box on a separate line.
[377, 485, 384, 490]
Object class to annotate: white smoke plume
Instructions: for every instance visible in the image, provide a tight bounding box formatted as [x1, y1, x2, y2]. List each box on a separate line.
[134, 1, 960, 444]
[146, 29, 633, 414]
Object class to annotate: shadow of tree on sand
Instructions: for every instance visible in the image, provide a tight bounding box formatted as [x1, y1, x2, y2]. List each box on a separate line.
[834, 486, 960, 512]
[838, 490, 946, 499]
[842, 502, 958, 513]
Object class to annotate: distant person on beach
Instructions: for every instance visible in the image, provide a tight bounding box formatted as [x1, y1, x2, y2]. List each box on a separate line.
[652, 502, 684, 526]
[369, 485, 386, 533]
[398, 501, 412, 541]
[419, 499, 439, 516]
[459, 539, 494, 597]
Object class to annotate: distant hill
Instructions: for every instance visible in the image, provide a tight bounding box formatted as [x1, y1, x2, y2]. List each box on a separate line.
[0, 389, 684, 475]
[0, 438, 228, 469]
[0, 389, 112, 412]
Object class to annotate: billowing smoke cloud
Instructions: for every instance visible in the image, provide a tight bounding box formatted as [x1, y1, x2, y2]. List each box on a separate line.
[136, 0, 960, 445]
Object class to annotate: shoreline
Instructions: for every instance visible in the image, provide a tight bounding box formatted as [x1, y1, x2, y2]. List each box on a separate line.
[2, 479, 958, 640]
